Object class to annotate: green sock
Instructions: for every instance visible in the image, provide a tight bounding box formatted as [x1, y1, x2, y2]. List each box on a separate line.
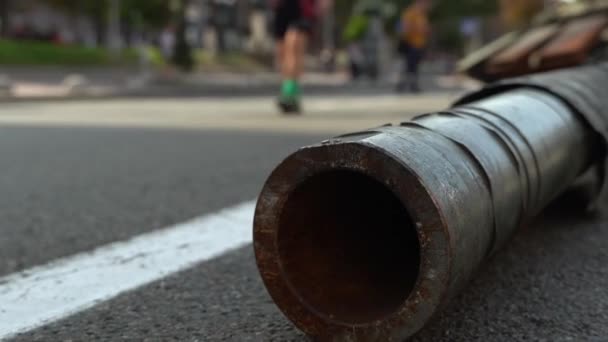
[280, 80, 300, 99]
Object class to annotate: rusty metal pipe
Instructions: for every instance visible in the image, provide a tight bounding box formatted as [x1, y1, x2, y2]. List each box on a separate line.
[254, 66, 606, 341]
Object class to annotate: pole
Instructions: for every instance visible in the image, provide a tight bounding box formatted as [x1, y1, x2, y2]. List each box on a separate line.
[106, 0, 122, 56]
[322, 1, 335, 51]
[253, 63, 608, 341]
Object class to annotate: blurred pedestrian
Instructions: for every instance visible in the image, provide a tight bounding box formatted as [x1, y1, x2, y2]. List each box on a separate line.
[396, 0, 432, 93]
[160, 25, 176, 65]
[343, 13, 369, 81]
[160, 24, 177, 78]
[271, 0, 332, 114]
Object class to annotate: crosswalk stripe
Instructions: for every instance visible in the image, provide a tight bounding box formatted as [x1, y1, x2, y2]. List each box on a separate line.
[0, 200, 256, 340]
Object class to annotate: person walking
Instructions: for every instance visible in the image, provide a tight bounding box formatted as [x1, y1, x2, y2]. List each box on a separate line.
[271, 0, 331, 114]
[396, 0, 432, 93]
[159, 24, 176, 77]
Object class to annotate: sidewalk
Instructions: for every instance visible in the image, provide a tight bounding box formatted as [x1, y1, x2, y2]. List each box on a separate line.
[0, 66, 479, 101]
[0, 93, 456, 135]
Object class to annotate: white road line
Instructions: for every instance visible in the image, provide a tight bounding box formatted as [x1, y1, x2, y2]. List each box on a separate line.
[0, 200, 257, 340]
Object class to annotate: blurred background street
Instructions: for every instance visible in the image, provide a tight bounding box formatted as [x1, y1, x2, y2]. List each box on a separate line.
[0, 0, 491, 100]
[0, 0, 607, 341]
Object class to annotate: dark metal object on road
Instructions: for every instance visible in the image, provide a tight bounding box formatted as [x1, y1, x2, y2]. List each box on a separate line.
[253, 63, 608, 341]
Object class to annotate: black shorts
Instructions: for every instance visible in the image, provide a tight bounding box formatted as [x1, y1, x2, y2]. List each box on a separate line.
[273, 0, 314, 40]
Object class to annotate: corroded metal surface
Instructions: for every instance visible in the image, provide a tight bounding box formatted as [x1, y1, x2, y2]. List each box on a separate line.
[254, 64, 608, 341]
[486, 24, 560, 77]
[460, 0, 608, 81]
[538, 14, 608, 69]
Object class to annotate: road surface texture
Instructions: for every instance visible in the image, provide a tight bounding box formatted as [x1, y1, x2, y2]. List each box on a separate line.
[0, 94, 606, 342]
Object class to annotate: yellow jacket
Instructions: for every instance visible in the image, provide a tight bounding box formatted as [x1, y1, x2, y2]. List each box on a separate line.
[402, 6, 430, 49]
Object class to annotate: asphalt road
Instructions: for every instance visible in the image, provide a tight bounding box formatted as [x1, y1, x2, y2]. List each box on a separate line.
[1, 96, 607, 342]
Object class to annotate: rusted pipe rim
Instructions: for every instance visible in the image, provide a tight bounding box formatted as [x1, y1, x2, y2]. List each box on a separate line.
[254, 141, 452, 340]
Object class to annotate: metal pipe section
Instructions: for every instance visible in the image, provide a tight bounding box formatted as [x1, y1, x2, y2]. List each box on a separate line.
[254, 77, 602, 340]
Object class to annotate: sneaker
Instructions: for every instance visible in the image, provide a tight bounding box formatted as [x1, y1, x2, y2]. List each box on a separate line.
[277, 96, 302, 115]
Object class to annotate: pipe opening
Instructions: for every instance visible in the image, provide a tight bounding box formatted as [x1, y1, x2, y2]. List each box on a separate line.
[277, 170, 420, 324]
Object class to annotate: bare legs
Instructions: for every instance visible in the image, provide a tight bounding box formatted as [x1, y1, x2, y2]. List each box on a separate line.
[277, 28, 308, 113]
[281, 28, 308, 80]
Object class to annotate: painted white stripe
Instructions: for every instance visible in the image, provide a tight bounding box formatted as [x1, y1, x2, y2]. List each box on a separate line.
[0, 200, 256, 340]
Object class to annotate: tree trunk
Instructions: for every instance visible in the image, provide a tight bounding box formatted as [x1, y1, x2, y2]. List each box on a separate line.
[173, 0, 194, 71]
[0, 0, 10, 38]
[94, 13, 105, 46]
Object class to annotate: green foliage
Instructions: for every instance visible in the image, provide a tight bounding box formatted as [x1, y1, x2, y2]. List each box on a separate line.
[121, 0, 171, 28]
[343, 15, 369, 43]
[434, 19, 465, 53]
[429, 0, 498, 53]
[336, 0, 498, 23]
[431, 0, 498, 21]
[0, 39, 139, 65]
[46, 0, 106, 17]
[194, 51, 266, 72]
[45, 0, 171, 29]
[145, 46, 165, 67]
